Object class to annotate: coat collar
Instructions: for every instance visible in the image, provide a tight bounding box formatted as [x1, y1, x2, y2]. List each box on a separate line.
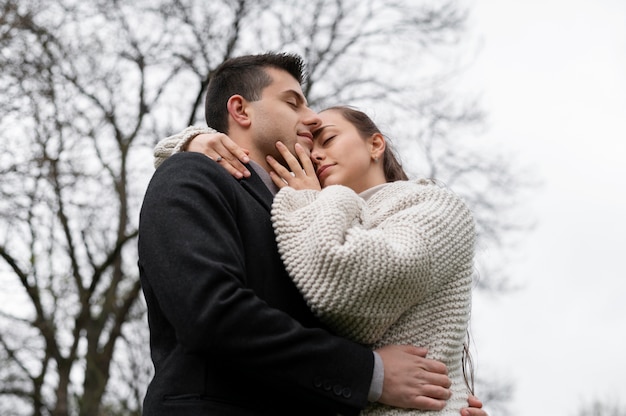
[239, 162, 274, 211]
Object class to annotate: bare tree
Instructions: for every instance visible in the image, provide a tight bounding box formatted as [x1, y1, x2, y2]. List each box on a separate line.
[0, 0, 525, 414]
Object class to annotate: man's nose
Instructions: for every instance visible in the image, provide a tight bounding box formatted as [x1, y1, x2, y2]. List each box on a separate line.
[304, 109, 322, 129]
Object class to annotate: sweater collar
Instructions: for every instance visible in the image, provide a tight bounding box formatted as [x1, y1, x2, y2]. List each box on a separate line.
[359, 182, 391, 201]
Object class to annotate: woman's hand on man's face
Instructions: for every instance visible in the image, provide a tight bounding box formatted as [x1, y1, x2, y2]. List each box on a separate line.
[267, 141, 321, 191]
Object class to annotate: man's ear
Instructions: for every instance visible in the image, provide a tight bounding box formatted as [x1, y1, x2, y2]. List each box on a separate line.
[226, 95, 251, 128]
[369, 133, 386, 160]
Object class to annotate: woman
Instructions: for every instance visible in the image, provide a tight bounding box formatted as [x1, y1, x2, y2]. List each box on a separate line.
[155, 106, 476, 416]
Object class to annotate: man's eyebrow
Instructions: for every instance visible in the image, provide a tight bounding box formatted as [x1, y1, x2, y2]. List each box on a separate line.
[282, 89, 307, 105]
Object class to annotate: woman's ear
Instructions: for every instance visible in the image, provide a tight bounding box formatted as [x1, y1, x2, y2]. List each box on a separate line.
[370, 133, 386, 160]
[226, 95, 251, 128]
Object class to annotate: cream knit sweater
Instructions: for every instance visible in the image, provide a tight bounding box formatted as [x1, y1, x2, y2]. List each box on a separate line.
[153, 128, 476, 415]
[272, 181, 476, 416]
[153, 126, 218, 169]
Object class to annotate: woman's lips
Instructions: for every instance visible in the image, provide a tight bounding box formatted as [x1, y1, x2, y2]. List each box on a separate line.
[316, 164, 333, 179]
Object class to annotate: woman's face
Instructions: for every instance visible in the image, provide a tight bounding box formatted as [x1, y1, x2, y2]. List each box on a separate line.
[311, 109, 385, 193]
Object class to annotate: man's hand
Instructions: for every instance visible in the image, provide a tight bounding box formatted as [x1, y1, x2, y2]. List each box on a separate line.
[187, 132, 251, 178]
[375, 345, 451, 410]
[461, 395, 486, 416]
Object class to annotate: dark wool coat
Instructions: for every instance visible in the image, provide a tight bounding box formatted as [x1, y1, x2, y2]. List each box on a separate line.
[138, 152, 373, 416]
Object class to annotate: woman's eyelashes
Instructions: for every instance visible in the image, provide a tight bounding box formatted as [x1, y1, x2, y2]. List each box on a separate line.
[322, 135, 335, 145]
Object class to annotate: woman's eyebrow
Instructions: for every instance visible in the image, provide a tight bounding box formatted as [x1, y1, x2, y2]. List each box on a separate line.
[313, 124, 336, 139]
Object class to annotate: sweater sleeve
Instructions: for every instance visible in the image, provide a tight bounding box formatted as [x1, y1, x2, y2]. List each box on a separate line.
[271, 182, 475, 345]
[153, 126, 217, 168]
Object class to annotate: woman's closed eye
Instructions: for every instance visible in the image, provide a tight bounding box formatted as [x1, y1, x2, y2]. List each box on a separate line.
[322, 135, 336, 145]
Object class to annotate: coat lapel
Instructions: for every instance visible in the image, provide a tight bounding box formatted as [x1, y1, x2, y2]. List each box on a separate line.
[239, 167, 274, 212]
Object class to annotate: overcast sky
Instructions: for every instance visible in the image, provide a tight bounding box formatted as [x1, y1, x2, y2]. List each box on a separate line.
[464, 0, 626, 414]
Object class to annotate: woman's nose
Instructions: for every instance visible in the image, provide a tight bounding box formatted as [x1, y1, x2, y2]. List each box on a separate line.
[310, 147, 324, 162]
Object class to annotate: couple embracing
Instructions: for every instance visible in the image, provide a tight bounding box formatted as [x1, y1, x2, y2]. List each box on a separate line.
[139, 52, 484, 416]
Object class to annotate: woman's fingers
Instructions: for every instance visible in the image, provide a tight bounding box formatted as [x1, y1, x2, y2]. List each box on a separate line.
[187, 133, 251, 178]
[266, 145, 294, 179]
[218, 134, 251, 177]
[275, 141, 316, 178]
[294, 143, 316, 176]
[266, 155, 292, 189]
[275, 141, 303, 174]
[267, 141, 321, 191]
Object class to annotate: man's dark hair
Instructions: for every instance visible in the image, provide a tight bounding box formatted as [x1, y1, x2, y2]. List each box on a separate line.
[205, 52, 306, 134]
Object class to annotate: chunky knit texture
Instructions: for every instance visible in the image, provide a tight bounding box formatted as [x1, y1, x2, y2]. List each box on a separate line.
[153, 126, 217, 168]
[272, 181, 476, 416]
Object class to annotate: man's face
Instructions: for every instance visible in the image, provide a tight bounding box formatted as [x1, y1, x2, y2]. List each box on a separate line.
[247, 68, 321, 165]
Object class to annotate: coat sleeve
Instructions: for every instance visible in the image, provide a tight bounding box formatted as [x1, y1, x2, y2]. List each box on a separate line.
[271, 182, 475, 345]
[139, 153, 373, 413]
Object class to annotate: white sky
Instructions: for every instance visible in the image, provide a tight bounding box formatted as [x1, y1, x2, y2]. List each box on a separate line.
[464, 0, 626, 414]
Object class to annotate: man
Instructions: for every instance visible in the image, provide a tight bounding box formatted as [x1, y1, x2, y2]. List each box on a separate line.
[139, 53, 485, 415]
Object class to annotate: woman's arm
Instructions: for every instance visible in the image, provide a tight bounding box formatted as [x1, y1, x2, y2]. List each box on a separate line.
[153, 126, 251, 178]
[272, 181, 475, 345]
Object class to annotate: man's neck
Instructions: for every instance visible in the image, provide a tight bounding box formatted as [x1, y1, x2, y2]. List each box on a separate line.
[246, 151, 273, 173]
[228, 130, 273, 174]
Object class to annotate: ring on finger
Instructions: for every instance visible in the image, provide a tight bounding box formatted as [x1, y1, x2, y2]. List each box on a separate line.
[215, 156, 223, 162]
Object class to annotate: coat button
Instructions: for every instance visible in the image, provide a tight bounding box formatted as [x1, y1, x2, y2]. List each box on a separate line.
[342, 387, 352, 398]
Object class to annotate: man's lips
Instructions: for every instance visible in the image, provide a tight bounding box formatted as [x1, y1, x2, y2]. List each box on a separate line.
[297, 132, 313, 147]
